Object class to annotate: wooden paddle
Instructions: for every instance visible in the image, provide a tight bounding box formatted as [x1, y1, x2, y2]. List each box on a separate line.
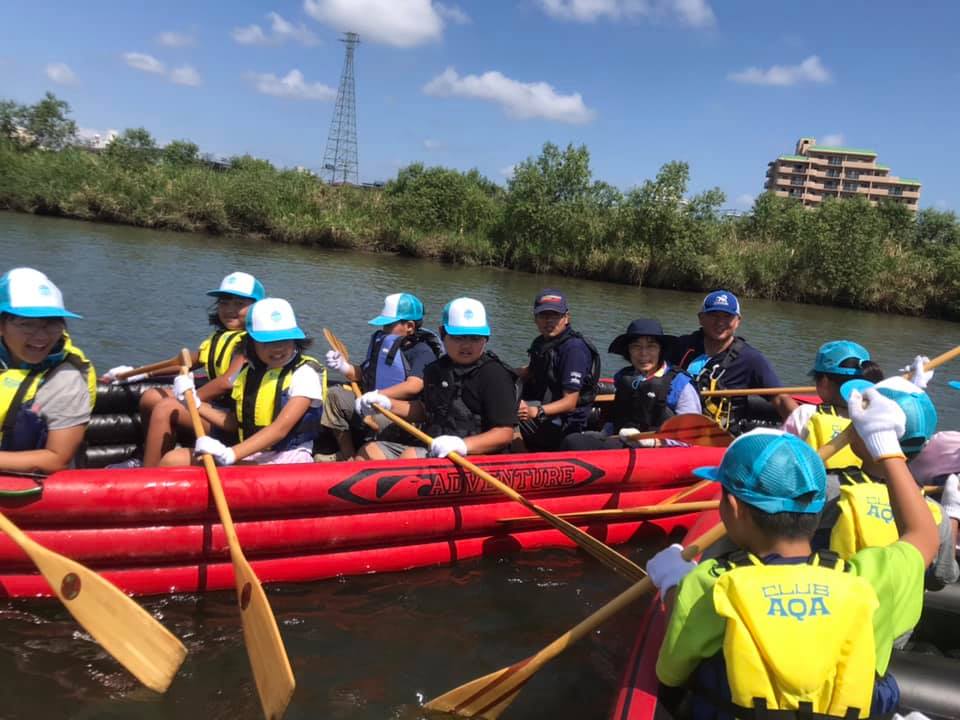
[179, 350, 295, 719]
[322, 328, 381, 432]
[498, 499, 720, 525]
[369, 403, 647, 583]
[0, 511, 186, 692]
[620, 414, 734, 448]
[424, 521, 727, 718]
[115, 354, 183, 381]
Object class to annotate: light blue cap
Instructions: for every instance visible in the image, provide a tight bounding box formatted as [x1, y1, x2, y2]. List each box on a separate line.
[245, 298, 306, 343]
[368, 293, 424, 326]
[809, 340, 870, 377]
[693, 429, 826, 514]
[840, 377, 937, 457]
[949, 381, 960, 391]
[442, 297, 490, 337]
[207, 272, 266, 301]
[0, 268, 81, 319]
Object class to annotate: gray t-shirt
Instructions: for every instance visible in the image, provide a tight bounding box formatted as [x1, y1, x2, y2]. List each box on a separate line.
[31, 363, 91, 431]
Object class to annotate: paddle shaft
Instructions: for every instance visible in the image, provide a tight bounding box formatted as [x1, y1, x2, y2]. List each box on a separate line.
[116, 355, 182, 380]
[180, 351, 295, 719]
[500, 500, 720, 524]
[372, 403, 646, 583]
[322, 329, 380, 432]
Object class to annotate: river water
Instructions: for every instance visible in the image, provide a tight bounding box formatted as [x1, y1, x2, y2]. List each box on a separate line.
[0, 211, 958, 719]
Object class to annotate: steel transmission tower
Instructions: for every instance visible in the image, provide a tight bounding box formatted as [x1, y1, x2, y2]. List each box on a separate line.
[322, 32, 360, 184]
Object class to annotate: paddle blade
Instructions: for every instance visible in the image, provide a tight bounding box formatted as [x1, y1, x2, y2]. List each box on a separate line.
[234, 554, 296, 720]
[24, 533, 186, 692]
[654, 414, 733, 447]
[425, 660, 534, 719]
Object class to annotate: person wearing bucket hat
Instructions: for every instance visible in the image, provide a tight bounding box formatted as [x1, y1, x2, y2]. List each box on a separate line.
[516, 290, 601, 451]
[0, 268, 96, 474]
[161, 298, 328, 467]
[783, 340, 884, 466]
[320, 292, 442, 460]
[669, 290, 797, 432]
[813, 376, 959, 588]
[116, 272, 267, 468]
[649, 428, 939, 720]
[355, 297, 518, 460]
[562, 318, 701, 451]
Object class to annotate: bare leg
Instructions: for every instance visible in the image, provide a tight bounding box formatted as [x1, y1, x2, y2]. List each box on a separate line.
[159, 447, 193, 467]
[356, 442, 387, 460]
[398, 447, 421, 459]
[143, 396, 208, 467]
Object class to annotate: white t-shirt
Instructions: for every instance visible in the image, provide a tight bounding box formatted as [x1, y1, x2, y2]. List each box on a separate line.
[781, 402, 818, 440]
[287, 364, 324, 406]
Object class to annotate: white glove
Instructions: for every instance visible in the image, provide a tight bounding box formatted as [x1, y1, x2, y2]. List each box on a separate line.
[429, 435, 468, 458]
[899, 355, 933, 389]
[194, 436, 236, 466]
[325, 350, 352, 375]
[173, 374, 201, 409]
[646, 544, 697, 594]
[940, 473, 960, 522]
[848, 387, 907, 460]
[618, 427, 641, 439]
[355, 391, 391, 417]
[618, 428, 657, 448]
[102, 365, 147, 384]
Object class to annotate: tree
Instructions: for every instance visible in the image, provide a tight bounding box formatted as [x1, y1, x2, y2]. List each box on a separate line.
[103, 127, 159, 166]
[162, 139, 200, 167]
[24, 92, 77, 150]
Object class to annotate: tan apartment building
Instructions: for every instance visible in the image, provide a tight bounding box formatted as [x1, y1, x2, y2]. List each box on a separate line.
[764, 137, 921, 210]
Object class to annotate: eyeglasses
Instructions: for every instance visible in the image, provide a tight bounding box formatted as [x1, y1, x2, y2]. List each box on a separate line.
[8, 317, 66, 336]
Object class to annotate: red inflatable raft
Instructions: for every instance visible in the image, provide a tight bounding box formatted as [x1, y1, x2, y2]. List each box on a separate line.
[0, 445, 722, 598]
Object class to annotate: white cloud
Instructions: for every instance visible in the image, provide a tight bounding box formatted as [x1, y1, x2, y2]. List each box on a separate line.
[123, 52, 165, 74]
[423, 67, 596, 124]
[537, 0, 715, 27]
[423, 138, 444, 150]
[500, 164, 516, 178]
[248, 69, 336, 100]
[728, 55, 831, 86]
[303, 0, 444, 47]
[157, 31, 195, 47]
[734, 193, 755, 209]
[169, 65, 202, 86]
[233, 12, 319, 46]
[45, 62, 77, 85]
[820, 133, 844, 147]
[436, 3, 470, 24]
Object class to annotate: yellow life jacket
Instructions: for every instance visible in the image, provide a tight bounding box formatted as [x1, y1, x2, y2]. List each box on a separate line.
[805, 405, 863, 471]
[232, 353, 327, 450]
[198, 329, 246, 379]
[830, 477, 943, 560]
[713, 551, 878, 719]
[0, 333, 96, 450]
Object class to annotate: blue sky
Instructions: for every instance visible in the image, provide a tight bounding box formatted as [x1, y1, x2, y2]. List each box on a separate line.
[2, 0, 958, 210]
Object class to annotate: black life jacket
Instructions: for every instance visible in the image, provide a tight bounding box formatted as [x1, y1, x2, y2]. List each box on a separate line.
[423, 351, 518, 438]
[609, 366, 687, 432]
[522, 327, 601, 406]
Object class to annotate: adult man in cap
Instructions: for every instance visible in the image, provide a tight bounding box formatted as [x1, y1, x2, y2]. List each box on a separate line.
[322, 292, 442, 459]
[668, 290, 797, 432]
[517, 289, 601, 451]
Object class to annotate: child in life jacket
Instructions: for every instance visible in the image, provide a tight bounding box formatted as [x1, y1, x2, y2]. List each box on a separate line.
[160, 298, 326, 466]
[321, 292, 441, 459]
[649, 399, 940, 719]
[823, 377, 959, 589]
[101, 272, 265, 467]
[354, 297, 517, 460]
[562, 318, 701, 451]
[0, 268, 96, 474]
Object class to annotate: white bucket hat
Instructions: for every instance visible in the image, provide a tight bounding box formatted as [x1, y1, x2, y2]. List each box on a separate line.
[246, 298, 306, 342]
[0, 268, 81, 319]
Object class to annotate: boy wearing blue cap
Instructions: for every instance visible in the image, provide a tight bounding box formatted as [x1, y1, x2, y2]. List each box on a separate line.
[162, 298, 326, 466]
[0, 268, 95, 474]
[355, 298, 517, 460]
[517, 289, 601, 451]
[669, 290, 797, 432]
[321, 293, 442, 459]
[648, 386, 939, 718]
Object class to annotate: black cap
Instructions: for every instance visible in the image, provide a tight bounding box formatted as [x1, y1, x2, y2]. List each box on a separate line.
[608, 318, 675, 359]
[533, 289, 569, 314]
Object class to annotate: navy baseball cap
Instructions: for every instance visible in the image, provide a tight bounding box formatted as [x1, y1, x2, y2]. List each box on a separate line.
[700, 290, 741, 316]
[533, 289, 569, 315]
[694, 429, 826, 514]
